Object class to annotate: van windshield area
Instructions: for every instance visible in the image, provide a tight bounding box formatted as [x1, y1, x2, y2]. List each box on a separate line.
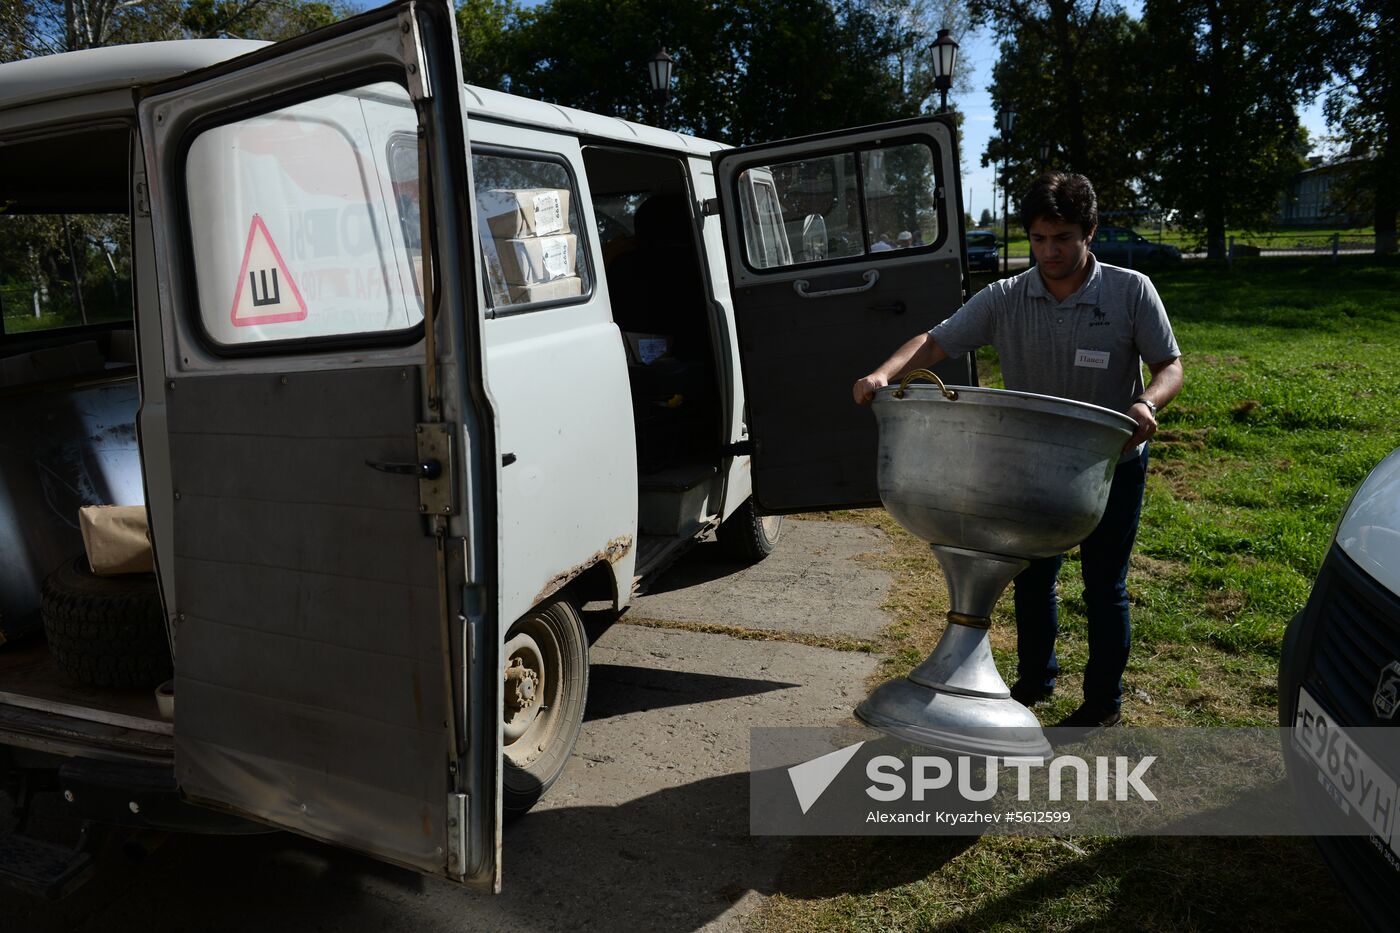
[0, 213, 132, 335]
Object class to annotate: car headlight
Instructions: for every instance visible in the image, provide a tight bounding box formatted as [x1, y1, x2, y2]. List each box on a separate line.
[1336, 447, 1400, 596]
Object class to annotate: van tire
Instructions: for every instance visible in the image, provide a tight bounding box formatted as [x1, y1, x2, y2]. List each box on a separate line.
[717, 498, 784, 563]
[40, 556, 172, 689]
[502, 598, 588, 817]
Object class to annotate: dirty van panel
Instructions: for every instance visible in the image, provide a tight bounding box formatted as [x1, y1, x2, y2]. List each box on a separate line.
[712, 118, 970, 513]
[135, 0, 498, 889]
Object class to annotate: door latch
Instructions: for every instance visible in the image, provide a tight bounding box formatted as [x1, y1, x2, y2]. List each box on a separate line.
[365, 426, 456, 515]
[365, 458, 443, 479]
[415, 423, 456, 515]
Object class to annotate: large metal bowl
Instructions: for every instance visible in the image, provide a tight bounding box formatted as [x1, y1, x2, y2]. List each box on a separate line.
[872, 380, 1136, 559]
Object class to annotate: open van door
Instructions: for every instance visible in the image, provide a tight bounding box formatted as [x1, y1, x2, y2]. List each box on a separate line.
[712, 117, 971, 513]
[135, 0, 500, 888]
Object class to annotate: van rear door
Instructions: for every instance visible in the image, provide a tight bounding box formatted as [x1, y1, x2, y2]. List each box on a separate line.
[712, 118, 970, 512]
[135, 0, 500, 888]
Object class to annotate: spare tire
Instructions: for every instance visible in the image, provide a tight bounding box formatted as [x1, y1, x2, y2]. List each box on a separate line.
[41, 556, 172, 688]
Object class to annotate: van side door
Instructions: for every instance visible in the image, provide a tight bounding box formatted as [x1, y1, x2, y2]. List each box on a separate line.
[135, 0, 501, 888]
[711, 118, 970, 512]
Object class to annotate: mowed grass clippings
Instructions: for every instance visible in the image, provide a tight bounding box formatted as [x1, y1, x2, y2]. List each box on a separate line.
[748, 258, 1400, 931]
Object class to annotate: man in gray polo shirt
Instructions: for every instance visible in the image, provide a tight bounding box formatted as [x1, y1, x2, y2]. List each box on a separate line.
[852, 172, 1183, 728]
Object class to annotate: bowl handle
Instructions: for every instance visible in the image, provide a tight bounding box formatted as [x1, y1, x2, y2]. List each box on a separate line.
[894, 369, 959, 401]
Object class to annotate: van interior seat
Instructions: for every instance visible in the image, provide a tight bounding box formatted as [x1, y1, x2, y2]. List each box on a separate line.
[107, 328, 137, 365]
[608, 194, 706, 349]
[0, 340, 108, 387]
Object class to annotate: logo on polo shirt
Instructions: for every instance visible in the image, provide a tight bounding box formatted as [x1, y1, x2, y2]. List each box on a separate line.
[1089, 306, 1110, 327]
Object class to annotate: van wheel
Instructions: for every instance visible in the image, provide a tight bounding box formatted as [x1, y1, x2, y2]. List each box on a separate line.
[502, 598, 588, 817]
[41, 556, 172, 689]
[717, 498, 784, 563]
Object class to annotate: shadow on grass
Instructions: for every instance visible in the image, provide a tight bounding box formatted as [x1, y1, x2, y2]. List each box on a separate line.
[762, 831, 1358, 932]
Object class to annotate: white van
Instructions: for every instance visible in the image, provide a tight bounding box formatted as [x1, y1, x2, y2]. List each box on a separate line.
[0, 0, 972, 895]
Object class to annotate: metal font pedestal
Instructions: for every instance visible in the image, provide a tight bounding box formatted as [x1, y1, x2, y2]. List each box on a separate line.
[856, 544, 1051, 758]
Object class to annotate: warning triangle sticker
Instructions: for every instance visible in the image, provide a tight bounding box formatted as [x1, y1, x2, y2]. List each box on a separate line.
[229, 214, 308, 327]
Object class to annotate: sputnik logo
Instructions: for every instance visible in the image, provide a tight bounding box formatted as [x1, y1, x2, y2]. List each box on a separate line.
[787, 741, 865, 814]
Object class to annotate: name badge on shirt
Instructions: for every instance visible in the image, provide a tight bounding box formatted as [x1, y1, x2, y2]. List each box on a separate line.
[1075, 349, 1110, 370]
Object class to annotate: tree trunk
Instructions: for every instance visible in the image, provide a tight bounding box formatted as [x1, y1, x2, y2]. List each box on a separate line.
[1206, 213, 1227, 261]
[1048, 0, 1089, 171]
[1204, 0, 1227, 261]
[1375, 182, 1398, 254]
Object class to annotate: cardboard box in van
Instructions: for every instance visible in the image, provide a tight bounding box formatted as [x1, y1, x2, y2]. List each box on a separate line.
[480, 187, 572, 238]
[507, 275, 582, 304]
[494, 233, 578, 286]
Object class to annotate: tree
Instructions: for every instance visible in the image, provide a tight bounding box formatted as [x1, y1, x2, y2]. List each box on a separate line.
[1318, 0, 1400, 253]
[498, 0, 972, 145]
[456, 0, 519, 90]
[978, 6, 1147, 214]
[1138, 0, 1314, 258]
[978, 207, 993, 225]
[10, 0, 349, 58]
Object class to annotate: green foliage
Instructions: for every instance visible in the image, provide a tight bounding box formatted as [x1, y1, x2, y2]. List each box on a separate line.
[0, 213, 132, 334]
[492, 0, 969, 144]
[1137, 0, 1314, 258]
[10, 0, 354, 55]
[456, 0, 519, 90]
[975, 2, 1149, 215]
[1317, 0, 1400, 251]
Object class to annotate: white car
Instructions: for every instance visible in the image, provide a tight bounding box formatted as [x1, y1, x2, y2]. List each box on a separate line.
[1280, 447, 1400, 928]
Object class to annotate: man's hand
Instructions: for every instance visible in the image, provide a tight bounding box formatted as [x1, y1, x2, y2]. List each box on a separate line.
[852, 334, 949, 405]
[1125, 400, 1158, 451]
[853, 372, 888, 405]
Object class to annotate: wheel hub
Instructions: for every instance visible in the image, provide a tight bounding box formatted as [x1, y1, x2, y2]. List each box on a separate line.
[502, 632, 547, 742]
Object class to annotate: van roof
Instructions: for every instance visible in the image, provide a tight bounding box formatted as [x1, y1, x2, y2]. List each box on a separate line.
[0, 39, 725, 154]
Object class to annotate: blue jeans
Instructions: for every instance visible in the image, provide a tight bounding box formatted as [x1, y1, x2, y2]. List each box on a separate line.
[1012, 445, 1149, 711]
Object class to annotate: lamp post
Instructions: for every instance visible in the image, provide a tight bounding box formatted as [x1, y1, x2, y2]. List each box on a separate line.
[998, 108, 1017, 272]
[1039, 139, 1052, 170]
[930, 28, 958, 113]
[648, 45, 675, 127]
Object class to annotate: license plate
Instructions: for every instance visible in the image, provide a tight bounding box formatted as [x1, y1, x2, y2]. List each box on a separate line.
[1294, 687, 1398, 843]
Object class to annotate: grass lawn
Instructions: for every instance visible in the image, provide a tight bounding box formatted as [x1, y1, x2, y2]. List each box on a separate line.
[747, 257, 1400, 932]
[970, 226, 1377, 258]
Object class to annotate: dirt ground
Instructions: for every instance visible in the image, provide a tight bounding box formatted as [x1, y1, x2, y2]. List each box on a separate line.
[3, 519, 895, 933]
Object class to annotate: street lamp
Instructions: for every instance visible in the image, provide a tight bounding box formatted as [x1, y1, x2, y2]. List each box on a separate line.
[648, 45, 675, 127]
[998, 108, 1017, 273]
[930, 29, 959, 113]
[1039, 139, 1052, 168]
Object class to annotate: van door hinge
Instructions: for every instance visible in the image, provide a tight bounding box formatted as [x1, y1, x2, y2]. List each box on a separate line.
[398, 7, 433, 101]
[723, 440, 753, 457]
[416, 423, 456, 516]
[701, 198, 720, 216]
[446, 792, 468, 879]
[134, 180, 150, 218]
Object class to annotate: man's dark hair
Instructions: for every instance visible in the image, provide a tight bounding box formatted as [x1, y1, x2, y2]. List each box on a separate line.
[1021, 172, 1098, 236]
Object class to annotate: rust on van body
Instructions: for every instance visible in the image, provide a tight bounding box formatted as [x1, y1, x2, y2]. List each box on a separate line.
[532, 535, 632, 606]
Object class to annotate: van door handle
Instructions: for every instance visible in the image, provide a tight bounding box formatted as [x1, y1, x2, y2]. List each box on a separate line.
[365, 458, 442, 480]
[792, 269, 879, 298]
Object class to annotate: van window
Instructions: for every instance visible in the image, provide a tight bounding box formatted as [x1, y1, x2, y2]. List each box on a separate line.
[471, 152, 591, 313]
[0, 213, 131, 334]
[183, 82, 424, 348]
[734, 139, 942, 272]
